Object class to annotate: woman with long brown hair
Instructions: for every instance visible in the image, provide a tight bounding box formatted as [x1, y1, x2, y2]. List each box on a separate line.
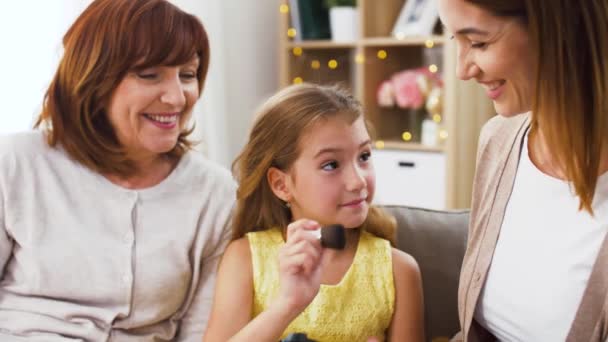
[439, 0, 608, 340]
[0, 0, 235, 340]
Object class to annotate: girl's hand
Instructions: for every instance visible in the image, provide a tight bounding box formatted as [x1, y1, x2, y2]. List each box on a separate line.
[277, 219, 324, 315]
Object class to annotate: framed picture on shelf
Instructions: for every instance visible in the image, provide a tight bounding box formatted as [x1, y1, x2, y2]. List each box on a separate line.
[391, 0, 439, 37]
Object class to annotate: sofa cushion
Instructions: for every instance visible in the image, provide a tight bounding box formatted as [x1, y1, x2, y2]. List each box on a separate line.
[381, 205, 469, 342]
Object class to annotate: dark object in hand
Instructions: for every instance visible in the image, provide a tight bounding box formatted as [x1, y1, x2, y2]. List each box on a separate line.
[281, 332, 318, 342]
[320, 224, 345, 250]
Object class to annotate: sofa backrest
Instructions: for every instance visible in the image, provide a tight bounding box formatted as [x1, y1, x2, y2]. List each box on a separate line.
[381, 205, 469, 342]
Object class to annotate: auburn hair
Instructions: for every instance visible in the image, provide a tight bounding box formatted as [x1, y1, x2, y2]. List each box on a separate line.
[231, 83, 396, 244]
[35, 0, 210, 176]
[467, 0, 608, 213]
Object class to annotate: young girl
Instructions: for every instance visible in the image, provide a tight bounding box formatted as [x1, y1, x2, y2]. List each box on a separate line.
[204, 84, 424, 342]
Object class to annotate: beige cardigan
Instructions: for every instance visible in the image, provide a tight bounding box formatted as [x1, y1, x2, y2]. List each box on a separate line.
[454, 113, 608, 341]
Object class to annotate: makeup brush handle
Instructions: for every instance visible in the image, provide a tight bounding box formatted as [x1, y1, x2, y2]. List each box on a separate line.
[281, 332, 317, 342]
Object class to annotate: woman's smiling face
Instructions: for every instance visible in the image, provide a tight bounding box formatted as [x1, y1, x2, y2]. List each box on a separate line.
[106, 56, 200, 160]
[439, 0, 535, 116]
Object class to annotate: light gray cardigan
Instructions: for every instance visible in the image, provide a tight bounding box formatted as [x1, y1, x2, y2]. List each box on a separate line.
[455, 113, 608, 342]
[0, 131, 236, 341]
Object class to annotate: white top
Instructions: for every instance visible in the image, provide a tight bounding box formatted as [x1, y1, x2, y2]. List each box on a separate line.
[0, 131, 236, 341]
[475, 131, 608, 341]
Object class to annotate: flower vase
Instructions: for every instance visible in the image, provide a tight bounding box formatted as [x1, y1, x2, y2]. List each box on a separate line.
[406, 108, 426, 142]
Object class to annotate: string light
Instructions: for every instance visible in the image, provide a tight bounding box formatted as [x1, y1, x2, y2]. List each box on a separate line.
[355, 53, 365, 64]
[311, 60, 321, 69]
[293, 77, 303, 84]
[429, 64, 438, 73]
[402, 131, 412, 141]
[287, 28, 297, 38]
[375, 140, 385, 149]
[328, 59, 338, 69]
[425, 40, 435, 48]
[377, 50, 388, 60]
[433, 114, 442, 123]
[280, 4, 289, 14]
[292, 47, 303, 56]
[439, 129, 449, 140]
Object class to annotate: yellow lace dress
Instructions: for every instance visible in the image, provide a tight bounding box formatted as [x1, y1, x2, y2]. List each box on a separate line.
[247, 228, 395, 342]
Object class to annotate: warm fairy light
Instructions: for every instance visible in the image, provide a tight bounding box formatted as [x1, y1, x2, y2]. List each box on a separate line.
[280, 4, 289, 14]
[287, 28, 297, 38]
[311, 60, 321, 69]
[375, 141, 385, 149]
[292, 47, 303, 56]
[433, 114, 442, 123]
[429, 64, 438, 73]
[377, 50, 388, 60]
[439, 129, 449, 140]
[425, 40, 435, 48]
[402, 131, 412, 141]
[293, 77, 303, 84]
[355, 53, 365, 64]
[328, 59, 338, 69]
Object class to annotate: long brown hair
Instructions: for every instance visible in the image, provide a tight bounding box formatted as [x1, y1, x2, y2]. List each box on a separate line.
[232, 83, 396, 244]
[35, 0, 210, 177]
[467, 0, 608, 213]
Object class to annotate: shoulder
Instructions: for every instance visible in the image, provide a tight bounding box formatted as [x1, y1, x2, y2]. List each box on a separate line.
[0, 130, 48, 159]
[391, 248, 421, 279]
[225, 237, 252, 257]
[478, 113, 530, 154]
[187, 151, 236, 188]
[178, 151, 237, 202]
[0, 131, 63, 181]
[222, 237, 253, 270]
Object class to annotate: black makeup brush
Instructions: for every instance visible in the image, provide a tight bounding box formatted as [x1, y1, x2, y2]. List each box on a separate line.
[281, 333, 317, 342]
[320, 224, 346, 250]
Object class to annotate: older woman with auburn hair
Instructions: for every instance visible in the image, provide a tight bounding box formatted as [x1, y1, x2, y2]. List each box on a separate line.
[439, 0, 608, 341]
[0, 0, 235, 340]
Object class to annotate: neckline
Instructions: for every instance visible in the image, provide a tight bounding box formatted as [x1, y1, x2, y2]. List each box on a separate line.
[86, 152, 191, 197]
[320, 231, 364, 289]
[272, 228, 364, 289]
[524, 130, 608, 188]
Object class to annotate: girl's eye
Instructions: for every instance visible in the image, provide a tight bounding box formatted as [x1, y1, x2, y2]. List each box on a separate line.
[359, 151, 371, 162]
[321, 161, 339, 171]
[471, 42, 487, 49]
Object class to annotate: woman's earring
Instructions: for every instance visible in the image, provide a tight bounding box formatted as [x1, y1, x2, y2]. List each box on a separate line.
[284, 201, 291, 209]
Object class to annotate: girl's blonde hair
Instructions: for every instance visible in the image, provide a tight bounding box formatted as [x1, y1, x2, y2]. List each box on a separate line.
[232, 83, 396, 244]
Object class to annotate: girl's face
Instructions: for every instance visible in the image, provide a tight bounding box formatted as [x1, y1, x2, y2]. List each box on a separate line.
[106, 56, 200, 161]
[438, 0, 535, 116]
[281, 115, 375, 229]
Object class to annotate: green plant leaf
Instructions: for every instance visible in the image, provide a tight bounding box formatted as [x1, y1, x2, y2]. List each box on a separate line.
[324, 0, 357, 8]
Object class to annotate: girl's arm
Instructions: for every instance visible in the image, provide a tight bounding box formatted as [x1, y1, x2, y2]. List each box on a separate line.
[387, 248, 425, 342]
[204, 220, 323, 342]
[202, 237, 255, 341]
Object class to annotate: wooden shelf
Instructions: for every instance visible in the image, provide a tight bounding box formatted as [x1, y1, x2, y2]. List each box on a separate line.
[287, 40, 356, 49]
[286, 35, 445, 49]
[374, 141, 445, 153]
[362, 36, 445, 47]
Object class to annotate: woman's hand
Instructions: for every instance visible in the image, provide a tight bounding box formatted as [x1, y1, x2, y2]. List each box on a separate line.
[276, 219, 324, 315]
